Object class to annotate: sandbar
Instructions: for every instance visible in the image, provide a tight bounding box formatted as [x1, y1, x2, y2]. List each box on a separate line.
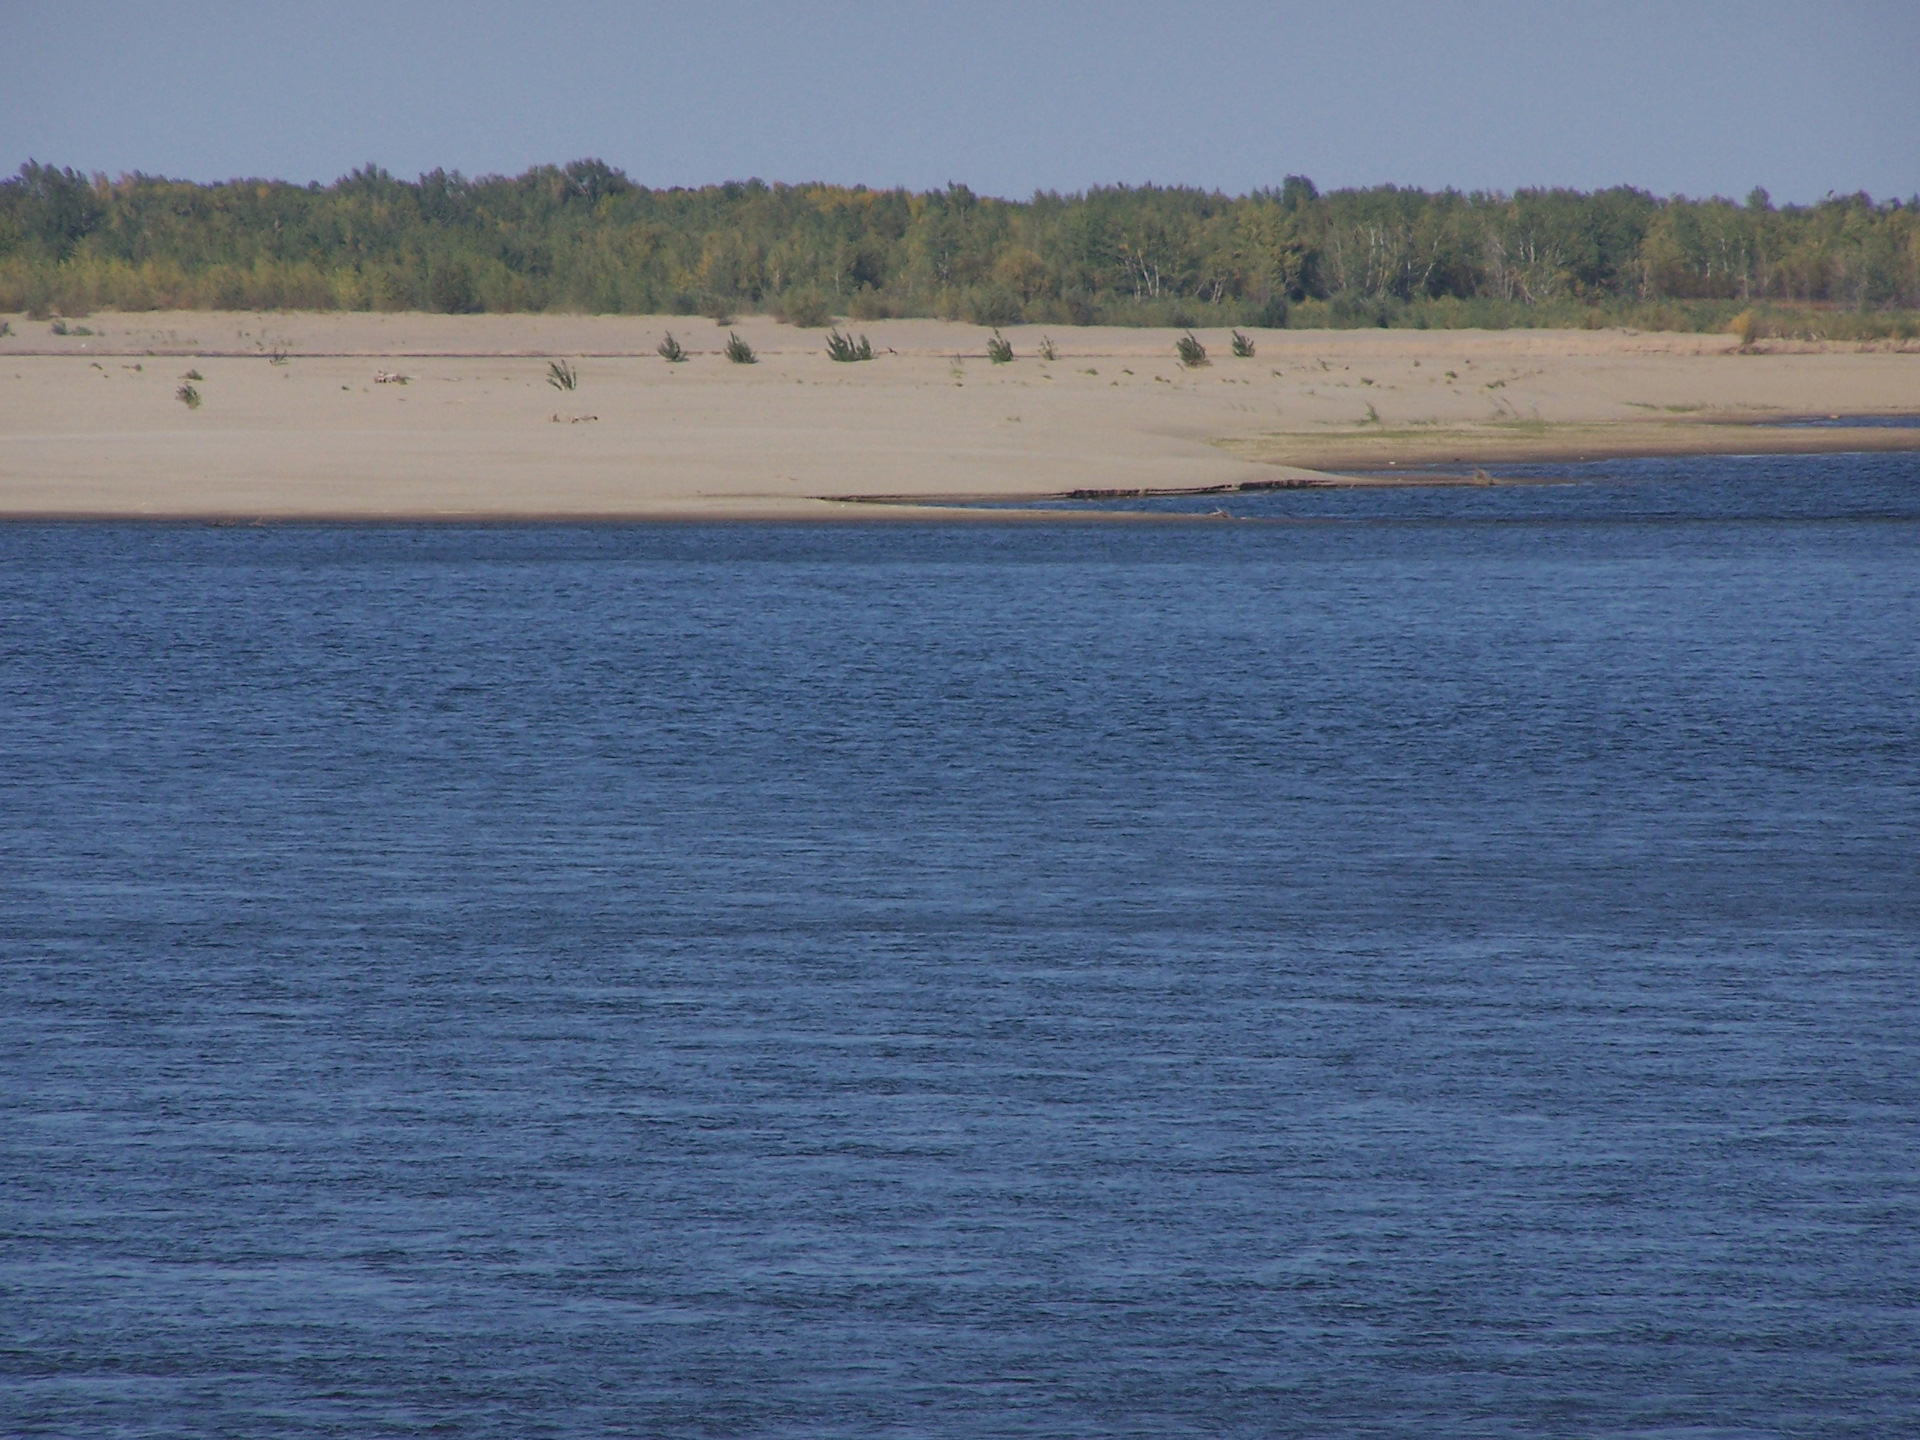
[2, 313, 1915, 520]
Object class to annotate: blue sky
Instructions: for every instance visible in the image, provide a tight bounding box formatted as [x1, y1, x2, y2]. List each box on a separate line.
[3, 1, 1915, 203]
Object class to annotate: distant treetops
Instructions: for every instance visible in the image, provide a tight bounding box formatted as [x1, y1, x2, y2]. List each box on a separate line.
[3, 161, 1915, 333]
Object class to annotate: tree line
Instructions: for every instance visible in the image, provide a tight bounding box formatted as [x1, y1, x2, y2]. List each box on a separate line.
[2, 160, 1916, 334]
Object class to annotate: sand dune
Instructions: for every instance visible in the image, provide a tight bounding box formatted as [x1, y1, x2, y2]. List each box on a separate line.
[2, 312, 1915, 519]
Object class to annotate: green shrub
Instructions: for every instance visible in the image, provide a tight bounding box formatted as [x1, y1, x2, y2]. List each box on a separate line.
[548, 358, 580, 389]
[1037, 336, 1057, 361]
[1060, 290, 1100, 326]
[175, 382, 201, 409]
[1250, 295, 1290, 329]
[825, 329, 873, 362]
[780, 290, 834, 327]
[963, 286, 1022, 327]
[1176, 332, 1208, 367]
[49, 319, 68, 335]
[725, 331, 756, 364]
[656, 333, 687, 363]
[183, 368, 203, 381]
[1327, 294, 1399, 329]
[1230, 330, 1255, 357]
[986, 329, 1014, 363]
[428, 258, 481, 314]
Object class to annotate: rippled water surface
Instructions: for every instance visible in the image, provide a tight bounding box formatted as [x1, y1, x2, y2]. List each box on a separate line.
[4, 454, 1918, 1437]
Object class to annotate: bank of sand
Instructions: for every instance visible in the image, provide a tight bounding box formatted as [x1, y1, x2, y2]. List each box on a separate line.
[2, 312, 1915, 519]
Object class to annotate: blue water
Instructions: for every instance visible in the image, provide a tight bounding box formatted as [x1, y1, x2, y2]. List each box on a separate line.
[3, 453, 1918, 1438]
[989, 449, 1920, 519]
[1773, 414, 1920, 429]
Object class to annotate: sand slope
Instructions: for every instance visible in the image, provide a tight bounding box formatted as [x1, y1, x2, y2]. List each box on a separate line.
[2, 313, 1915, 518]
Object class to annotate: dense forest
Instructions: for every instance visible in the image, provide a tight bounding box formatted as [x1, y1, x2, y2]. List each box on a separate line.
[3, 160, 1916, 335]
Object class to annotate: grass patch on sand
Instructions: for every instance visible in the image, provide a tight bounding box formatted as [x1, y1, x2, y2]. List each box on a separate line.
[825, 329, 873, 362]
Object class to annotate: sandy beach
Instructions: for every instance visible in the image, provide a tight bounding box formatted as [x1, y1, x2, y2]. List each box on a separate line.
[1, 312, 1915, 519]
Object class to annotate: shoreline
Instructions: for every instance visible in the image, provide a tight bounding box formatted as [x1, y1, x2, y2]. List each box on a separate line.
[1222, 417, 1920, 484]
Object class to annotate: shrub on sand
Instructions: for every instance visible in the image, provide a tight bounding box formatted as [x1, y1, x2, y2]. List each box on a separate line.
[1230, 330, 1255, 357]
[176, 382, 201, 409]
[656, 333, 687, 363]
[1252, 295, 1290, 329]
[824, 329, 873, 362]
[780, 290, 834, 328]
[1176, 332, 1209, 367]
[986, 329, 1014, 364]
[725, 332, 756, 364]
[548, 358, 580, 388]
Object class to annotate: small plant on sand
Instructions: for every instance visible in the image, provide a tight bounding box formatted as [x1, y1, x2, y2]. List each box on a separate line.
[1037, 335, 1057, 361]
[0, 320, 11, 337]
[175, 381, 201, 409]
[986, 329, 1014, 364]
[1176, 332, 1209, 367]
[548, 358, 580, 389]
[725, 332, 756, 364]
[656, 333, 687, 364]
[1230, 329, 1255, 358]
[49, 319, 68, 335]
[825, 329, 873, 362]
[183, 369, 203, 381]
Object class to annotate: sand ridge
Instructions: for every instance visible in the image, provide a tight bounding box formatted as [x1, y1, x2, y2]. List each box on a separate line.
[2, 313, 1916, 519]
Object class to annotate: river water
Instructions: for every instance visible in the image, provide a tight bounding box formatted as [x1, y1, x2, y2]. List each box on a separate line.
[3, 453, 1917, 1437]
